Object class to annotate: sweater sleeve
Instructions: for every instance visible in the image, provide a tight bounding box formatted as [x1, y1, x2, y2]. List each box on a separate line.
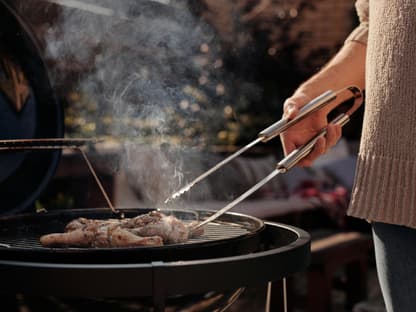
[345, 0, 369, 45]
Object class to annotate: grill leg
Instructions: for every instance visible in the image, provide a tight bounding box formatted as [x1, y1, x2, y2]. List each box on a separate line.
[265, 278, 289, 312]
[265, 282, 272, 312]
[283, 278, 288, 312]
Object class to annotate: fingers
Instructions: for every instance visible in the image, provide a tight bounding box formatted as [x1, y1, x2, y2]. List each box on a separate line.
[325, 123, 342, 149]
[280, 91, 343, 167]
[297, 123, 342, 167]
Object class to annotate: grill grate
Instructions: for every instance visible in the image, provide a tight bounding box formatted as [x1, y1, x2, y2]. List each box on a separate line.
[0, 222, 251, 250]
[0, 208, 264, 263]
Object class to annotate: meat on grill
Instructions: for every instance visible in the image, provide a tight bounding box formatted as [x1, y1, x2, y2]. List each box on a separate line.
[40, 211, 203, 248]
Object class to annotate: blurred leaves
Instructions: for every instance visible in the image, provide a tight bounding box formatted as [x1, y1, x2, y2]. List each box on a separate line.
[35, 193, 75, 212]
[24, 0, 353, 148]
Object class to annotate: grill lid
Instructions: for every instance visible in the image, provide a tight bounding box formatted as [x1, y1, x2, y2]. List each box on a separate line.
[0, 1, 63, 215]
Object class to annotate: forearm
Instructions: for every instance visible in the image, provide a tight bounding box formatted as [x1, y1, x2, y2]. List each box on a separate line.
[280, 41, 367, 166]
[295, 41, 366, 98]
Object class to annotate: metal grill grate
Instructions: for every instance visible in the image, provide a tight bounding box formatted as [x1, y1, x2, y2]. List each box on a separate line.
[0, 208, 263, 263]
[0, 221, 251, 249]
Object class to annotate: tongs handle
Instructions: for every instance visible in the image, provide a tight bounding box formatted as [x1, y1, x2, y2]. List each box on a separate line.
[277, 86, 363, 172]
[258, 90, 337, 142]
[258, 86, 363, 142]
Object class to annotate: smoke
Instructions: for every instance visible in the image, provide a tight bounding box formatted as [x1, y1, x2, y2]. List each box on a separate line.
[41, 0, 239, 204]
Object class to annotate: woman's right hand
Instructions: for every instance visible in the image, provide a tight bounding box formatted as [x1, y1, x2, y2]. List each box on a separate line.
[280, 90, 342, 167]
[279, 39, 366, 167]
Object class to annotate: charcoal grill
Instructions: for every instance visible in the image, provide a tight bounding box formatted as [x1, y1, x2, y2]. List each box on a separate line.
[0, 206, 310, 312]
[0, 1, 311, 311]
[0, 214, 310, 311]
[0, 208, 266, 263]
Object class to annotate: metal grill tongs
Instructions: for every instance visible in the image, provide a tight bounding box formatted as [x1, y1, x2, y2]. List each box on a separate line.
[176, 86, 364, 229]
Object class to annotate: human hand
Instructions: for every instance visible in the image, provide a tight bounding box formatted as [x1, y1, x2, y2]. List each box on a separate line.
[280, 91, 342, 167]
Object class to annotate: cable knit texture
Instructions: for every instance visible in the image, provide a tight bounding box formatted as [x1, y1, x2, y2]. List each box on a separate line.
[346, 0, 416, 228]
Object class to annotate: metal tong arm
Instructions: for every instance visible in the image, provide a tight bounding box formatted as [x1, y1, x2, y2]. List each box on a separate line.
[166, 87, 358, 203]
[258, 86, 360, 142]
[193, 169, 281, 230]
[277, 114, 347, 172]
[193, 115, 349, 230]
[193, 86, 363, 230]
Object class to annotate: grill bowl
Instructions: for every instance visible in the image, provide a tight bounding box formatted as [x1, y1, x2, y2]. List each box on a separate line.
[0, 220, 310, 299]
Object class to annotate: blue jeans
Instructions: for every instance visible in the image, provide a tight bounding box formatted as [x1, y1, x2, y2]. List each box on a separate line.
[372, 222, 416, 312]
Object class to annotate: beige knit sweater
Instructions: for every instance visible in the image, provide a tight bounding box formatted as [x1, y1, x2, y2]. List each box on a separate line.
[345, 0, 416, 228]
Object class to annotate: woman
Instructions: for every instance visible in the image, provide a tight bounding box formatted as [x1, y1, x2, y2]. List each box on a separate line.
[280, 0, 416, 311]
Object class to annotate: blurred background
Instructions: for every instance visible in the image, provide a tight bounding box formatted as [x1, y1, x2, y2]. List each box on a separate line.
[10, 0, 364, 210]
[14, 0, 360, 146]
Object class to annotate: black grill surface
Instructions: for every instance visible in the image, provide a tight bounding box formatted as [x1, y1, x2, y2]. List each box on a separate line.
[0, 208, 265, 263]
[0, 221, 251, 248]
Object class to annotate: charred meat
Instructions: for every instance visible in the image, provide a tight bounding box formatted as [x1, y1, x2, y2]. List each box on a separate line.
[40, 211, 202, 248]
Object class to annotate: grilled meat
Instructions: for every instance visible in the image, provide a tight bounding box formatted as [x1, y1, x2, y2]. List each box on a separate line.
[126, 211, 189, 244]
[40, 224, 164, 248]
[40, 228, 94, 247]
[188, 221, 205, 238]
[107, 227, 163, 247]
[64, 217, 120, 232]
[40, 211, 203, 248]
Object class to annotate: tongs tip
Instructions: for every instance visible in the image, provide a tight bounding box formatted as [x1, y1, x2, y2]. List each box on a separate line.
[164, 187, 190, 204]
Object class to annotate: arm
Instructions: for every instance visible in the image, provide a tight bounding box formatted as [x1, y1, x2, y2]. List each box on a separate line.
[280, 0, 368, 166]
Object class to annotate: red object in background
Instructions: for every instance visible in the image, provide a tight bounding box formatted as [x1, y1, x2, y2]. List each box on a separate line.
[294, 180, 349, 227]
